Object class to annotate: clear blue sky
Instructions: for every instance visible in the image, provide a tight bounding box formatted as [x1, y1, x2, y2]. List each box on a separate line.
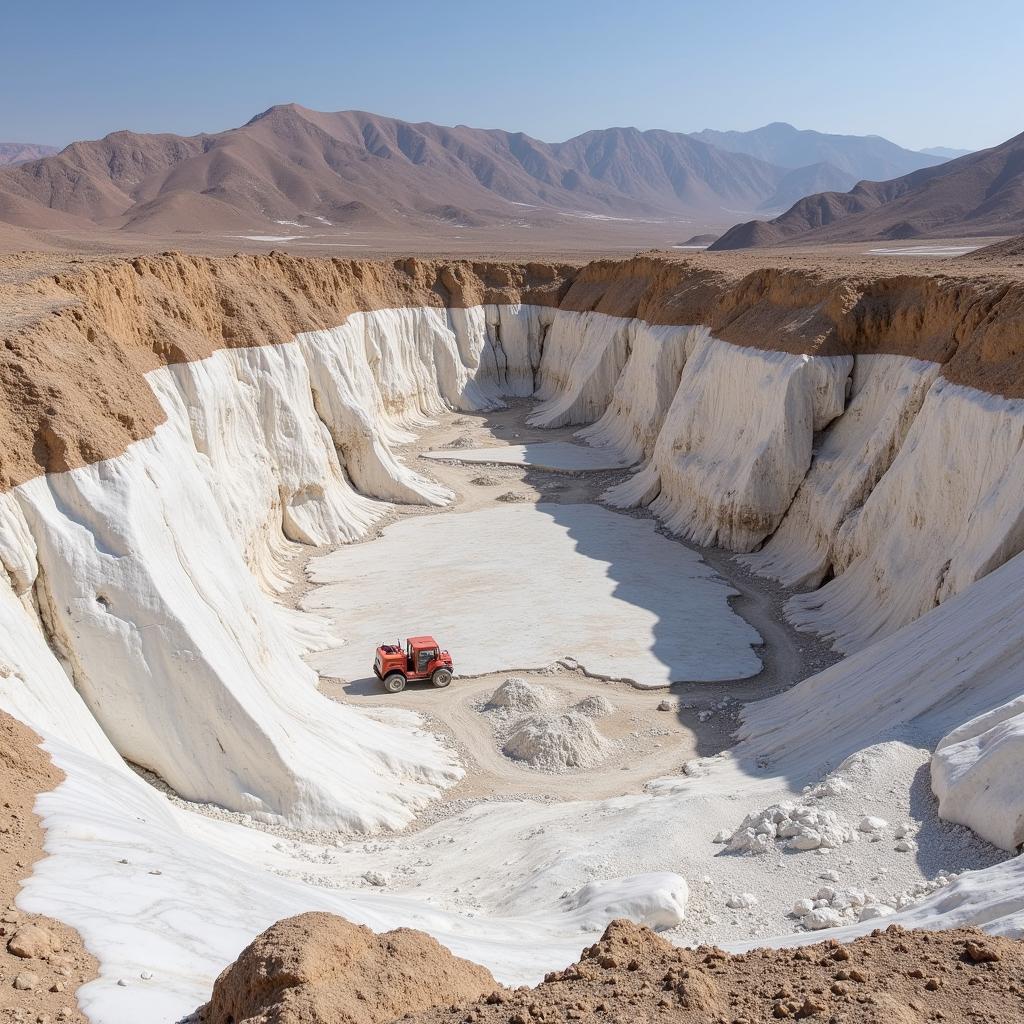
[3, 0, 1020, 152]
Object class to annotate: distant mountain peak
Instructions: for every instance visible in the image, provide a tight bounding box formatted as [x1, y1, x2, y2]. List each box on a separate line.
[710, 134, 1024, 249]
[688, 123, 944, 179]
[244, 102, 314, 126]
[0, 142, 60, 167]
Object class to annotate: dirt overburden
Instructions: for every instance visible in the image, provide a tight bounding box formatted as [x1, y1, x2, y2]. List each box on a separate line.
[201, 915, 1024, 1024]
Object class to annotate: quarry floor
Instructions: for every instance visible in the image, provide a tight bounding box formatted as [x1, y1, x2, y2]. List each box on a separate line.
[308, 400, 840, 808]
[178, 401, 999, 952]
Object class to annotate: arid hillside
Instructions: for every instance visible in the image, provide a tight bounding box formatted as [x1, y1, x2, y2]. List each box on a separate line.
[0, 106, 957, 245]
[0, 106, 798, 237]
[711, 130, 1024, 248]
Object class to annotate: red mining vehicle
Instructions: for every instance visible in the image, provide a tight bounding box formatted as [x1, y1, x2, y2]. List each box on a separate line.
[373, 636, 454, 693]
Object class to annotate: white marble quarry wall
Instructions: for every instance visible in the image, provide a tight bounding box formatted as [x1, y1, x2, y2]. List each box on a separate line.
[529, 310, 633, 428]
[577, 321, 698, 464]
[154, 345, 384, 596]
[741, 354, 940, 588]
[12, 404, 461, 833]
[785, 379, 1024, 652]
[606, 335, 851, 551]
[474, 303, 554, 398]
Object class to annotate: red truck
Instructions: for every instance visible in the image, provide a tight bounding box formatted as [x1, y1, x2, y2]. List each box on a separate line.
[373, 636, 454, 693]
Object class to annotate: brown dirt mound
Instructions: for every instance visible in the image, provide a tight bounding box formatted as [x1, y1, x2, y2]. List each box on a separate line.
[200, 911, 497, 1024]
[0, 711, 96, 1022]
[411, 919, 1024, 1024]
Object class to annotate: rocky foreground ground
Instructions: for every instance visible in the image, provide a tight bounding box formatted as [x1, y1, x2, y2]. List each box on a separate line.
[201, 912, 1024, 1024]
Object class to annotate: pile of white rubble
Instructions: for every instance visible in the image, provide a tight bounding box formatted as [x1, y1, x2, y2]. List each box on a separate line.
[715, 776, 863, 853]
[484, 679, 618, 771]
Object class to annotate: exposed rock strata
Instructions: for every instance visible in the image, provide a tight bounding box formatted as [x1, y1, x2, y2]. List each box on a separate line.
[6, 251, 1024, 492]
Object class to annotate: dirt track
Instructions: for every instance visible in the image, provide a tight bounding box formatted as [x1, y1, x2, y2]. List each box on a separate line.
[324, 670, 715, 802]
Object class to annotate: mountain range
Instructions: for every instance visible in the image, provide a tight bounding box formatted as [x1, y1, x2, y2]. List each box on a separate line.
[711, 130, 1024, 249]
[0, 106, 962, 238]
[690, 122, 944, 181]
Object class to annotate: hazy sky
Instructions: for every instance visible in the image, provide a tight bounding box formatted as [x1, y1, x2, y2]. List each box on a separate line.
[4, 0, 1020, 151]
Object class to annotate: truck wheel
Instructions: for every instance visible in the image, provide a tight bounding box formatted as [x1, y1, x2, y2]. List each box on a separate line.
[383, 673, 406, 693]
[431, 668, 453, 688]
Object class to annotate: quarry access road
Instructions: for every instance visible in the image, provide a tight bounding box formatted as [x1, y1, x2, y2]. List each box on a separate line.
[323, 668, 721, 802]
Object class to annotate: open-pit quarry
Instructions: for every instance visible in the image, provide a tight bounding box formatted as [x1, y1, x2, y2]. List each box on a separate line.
[3, 250, 1024, 1023]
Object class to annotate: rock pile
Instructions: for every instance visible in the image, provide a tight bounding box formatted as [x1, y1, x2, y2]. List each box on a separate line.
[484, 681, 618, 771]
[572, 694, 616, 718]
[790, 869, 966, 931]
[503, 712, 614, 770]
[486, 678, 553, 715]
[719, 801, 858, 853]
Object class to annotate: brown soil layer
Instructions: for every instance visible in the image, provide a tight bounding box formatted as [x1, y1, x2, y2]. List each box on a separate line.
[0, 252, 572, 489]
[199, 914, 1024, 1024]
[415, 919, 1024, 1024]
[4, 247, 1024, 491]
[201, 911, 496, 1024]
[0, 711, 97, 1022]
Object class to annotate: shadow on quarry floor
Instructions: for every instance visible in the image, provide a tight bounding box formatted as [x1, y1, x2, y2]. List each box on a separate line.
[343, 676, 390, 696]
[470, 403, 776, 760]
[906, 760, 1007, 876]
[343, 675, 445, 697]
